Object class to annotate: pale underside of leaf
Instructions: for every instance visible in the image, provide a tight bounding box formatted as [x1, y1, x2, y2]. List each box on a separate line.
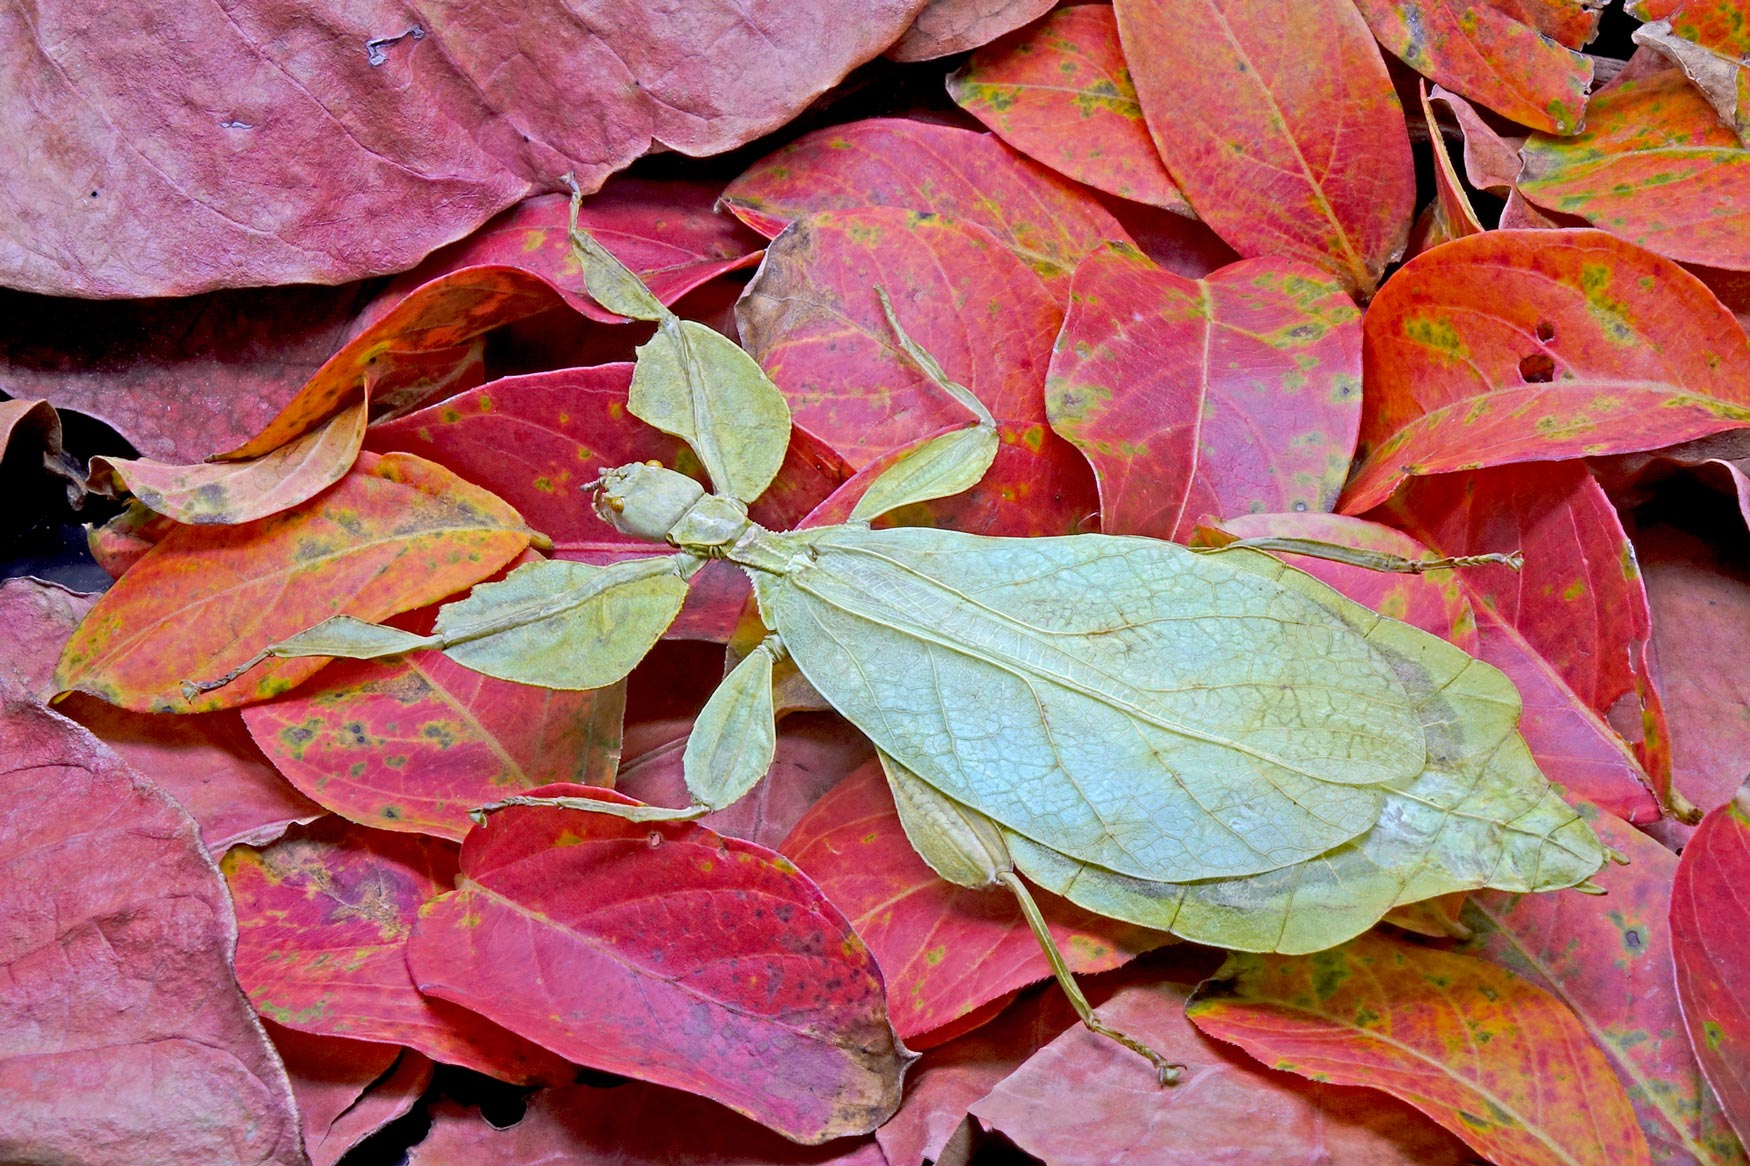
[750, 525, 1429, 883]
[1006, 550, 1602, 954]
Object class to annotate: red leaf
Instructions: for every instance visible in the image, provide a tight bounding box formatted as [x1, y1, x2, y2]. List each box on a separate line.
[615, 711, 875, 848]
[1411, 84, 1486, 254]
[64, 696, 323, 850]
[407, 784, 909, 1144]
[1431, 84, 1527, 195]
[948, 6, 1192, 213]
[241, 646, 623, 841]
[88, 504, 179, 579]
[721, 119, 1131, 290]
[972, 978, 1473, 1166]
[365, 364, 847, 554]
[2, 2, 929, 298]
[1379, 464, 1666, 822]
[878, 987, 1086, 1166]
[739, 206, 1099, 536]
[370, 182, 764, 326]
[222, 816, 570, 1084]
[0, 704, 303, 1166]
[264, 1023, 401, 1165]
[1046, 245, 1362, 539]
[1343, 230, 1750, 514]
[1672, 780, 1750, 1148]
[1519, 63, 1750, 270]
[309, 1048, 433, 1166]
[0, 576, 95, 704]
[1595, 434, 1750, 533]
[1188, 932, 1652, 1166]
[799, 432, 1102, 537]
[1114, 0, 1416, 295]
[54, 451, 533, 713]
[1, 577, 320, 850]
[1488, 0, 1603, 48]
[887, 0, 1056, 61]
[1641, 526, 1750, 826]
[1351, 0, 1591, 133]
[781, 761, 1166, 1045]
[406, 1083, 886, 1166]
[1096, 193, 1242, 277]
[0, 284, 367, 462]
[1468, 807, 1750, 1166]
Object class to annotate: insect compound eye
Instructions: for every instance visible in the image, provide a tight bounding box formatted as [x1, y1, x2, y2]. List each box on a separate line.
[592, 462, 706, 541]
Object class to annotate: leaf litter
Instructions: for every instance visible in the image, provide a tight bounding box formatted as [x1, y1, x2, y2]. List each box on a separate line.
[12, 11, 1750, 1164]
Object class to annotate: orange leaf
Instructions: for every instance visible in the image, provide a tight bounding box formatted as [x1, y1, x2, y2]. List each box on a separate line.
[1344, 229, 1750, 514]
[225, 266, 563, 460]
[948, 6, 1192, 213]
[1188, 931, 1652, 1166]
[1470, 807, 1749, 1166]
[1114, 0, 1415, 295]
[1519, 62, 1750, 271]
[90, 396, 369, 525]
[1351, 0, 1591, 133]
[54, 452, 531, 713]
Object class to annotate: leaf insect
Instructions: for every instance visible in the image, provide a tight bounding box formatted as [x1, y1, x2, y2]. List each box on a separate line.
[198, 190, 1605, 1081]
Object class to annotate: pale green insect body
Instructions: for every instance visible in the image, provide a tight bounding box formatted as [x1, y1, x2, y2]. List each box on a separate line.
[598, 461, 1434, 886]
[192, 213, 1608, 1094]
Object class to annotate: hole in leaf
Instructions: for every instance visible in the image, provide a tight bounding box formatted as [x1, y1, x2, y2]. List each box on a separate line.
[1519, 353, 1556, 383]
[1534, 321, 1555, 342]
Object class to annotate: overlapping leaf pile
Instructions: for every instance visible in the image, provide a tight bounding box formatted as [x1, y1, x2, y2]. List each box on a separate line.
[5, 1, 1750, 1164]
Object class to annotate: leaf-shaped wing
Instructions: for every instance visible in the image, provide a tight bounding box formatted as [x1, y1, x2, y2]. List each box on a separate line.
[751, 526, 1427, 882]
[1006, 549, 1603, 953]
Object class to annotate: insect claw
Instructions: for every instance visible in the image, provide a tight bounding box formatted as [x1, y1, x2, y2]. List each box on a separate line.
[1083, 1012, 1185, 1086]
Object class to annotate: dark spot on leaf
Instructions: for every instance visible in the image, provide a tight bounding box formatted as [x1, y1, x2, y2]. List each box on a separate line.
[1625, 928, 1642, 950]
[1518, 353, 1555, 383]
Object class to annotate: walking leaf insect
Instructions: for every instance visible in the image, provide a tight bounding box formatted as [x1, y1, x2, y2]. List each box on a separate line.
[196, 196, 1606, 1080]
